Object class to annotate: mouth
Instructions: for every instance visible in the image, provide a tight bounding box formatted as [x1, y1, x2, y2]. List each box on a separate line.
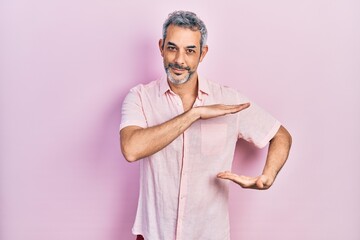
[168, 63, 190, 75]
[171, 67, 186, 75]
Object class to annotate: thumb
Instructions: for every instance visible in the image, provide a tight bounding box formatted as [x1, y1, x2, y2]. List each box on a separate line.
[256, 177, 264, 189]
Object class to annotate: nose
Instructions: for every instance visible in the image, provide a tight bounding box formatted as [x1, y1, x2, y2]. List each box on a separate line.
[174, 49, 185, 66]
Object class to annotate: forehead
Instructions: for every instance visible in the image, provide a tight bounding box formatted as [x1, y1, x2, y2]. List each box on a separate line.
[165, 25, 201, 46]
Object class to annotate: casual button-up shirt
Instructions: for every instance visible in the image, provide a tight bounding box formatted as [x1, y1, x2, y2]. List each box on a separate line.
[120, 76, 281, 240]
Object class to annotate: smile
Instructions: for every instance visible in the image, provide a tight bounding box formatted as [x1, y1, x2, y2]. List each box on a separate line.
[168, 63, 190, 73]
[171, 67, 186, 74]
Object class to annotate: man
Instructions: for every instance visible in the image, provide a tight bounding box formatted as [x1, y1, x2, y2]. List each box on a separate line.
[120, 11, 292, 240]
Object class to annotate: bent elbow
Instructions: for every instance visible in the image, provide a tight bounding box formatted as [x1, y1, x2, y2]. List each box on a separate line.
[123, 152, 139, 163]
[121, 148, 139, 163]
[121, 144, 140, 163]
[120, 127, 144, 162]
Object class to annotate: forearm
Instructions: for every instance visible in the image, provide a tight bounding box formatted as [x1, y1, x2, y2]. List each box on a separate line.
[120, 108, 199, 162]
[262, 126, 292, 181]
[217, 125, 291, 190]
[120, 103, 250, 162]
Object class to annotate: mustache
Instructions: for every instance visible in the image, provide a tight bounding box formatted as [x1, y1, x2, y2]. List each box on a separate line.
[168, 63, 191, 71]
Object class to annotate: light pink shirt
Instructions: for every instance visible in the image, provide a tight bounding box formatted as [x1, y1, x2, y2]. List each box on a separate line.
[120, 76, 280, 240]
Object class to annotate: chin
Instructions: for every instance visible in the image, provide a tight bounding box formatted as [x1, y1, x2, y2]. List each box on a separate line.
[170, 77, 190, 85]
[167, 72, 191, 85]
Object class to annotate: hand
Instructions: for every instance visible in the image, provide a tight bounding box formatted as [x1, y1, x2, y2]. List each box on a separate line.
[217, 171, 274, 190]
[195, 103, 250, 120]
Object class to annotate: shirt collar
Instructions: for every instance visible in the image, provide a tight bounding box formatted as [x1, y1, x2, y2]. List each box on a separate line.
[159, 75, 171, 95]
[197, 75, 210, 99]
[159, 74, 210, 99]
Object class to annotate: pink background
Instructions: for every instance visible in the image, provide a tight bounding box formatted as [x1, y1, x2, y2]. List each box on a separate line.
[1, 0, 359, 239]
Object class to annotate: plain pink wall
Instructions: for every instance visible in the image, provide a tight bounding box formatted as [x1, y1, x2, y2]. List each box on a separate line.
[1, 0, 359, 239]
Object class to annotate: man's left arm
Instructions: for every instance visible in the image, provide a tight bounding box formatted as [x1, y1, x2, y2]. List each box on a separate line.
[217, 125, 292, 190]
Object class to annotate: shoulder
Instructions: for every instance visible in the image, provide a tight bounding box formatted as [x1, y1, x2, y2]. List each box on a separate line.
[204, 78, 249, 103]
[207, 79, 238, 94]
[123, 79, 162, 106]
[129, 79, 160, 94]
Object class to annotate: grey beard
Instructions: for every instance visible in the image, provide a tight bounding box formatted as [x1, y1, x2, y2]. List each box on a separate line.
[166, 68, 193, 85]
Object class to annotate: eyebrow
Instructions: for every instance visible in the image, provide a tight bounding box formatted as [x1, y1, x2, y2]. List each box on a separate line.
[167, 41, 197, 49]
[167, 42, 177, 46]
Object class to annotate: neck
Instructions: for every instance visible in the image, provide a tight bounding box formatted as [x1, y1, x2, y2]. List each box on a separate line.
[168, 73, 198, 98]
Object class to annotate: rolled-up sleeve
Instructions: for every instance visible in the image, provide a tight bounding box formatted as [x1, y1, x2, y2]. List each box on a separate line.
[119, 87, 148, 131]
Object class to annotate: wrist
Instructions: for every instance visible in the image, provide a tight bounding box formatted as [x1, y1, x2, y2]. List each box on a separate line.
[262, 169, 277, 182]
[188, 107, 201, 121]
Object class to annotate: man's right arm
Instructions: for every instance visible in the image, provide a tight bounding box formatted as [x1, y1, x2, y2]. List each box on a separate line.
[120, 103, 250, 162]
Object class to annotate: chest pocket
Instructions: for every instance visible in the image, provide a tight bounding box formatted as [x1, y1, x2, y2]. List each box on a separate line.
[201, 123, 228, 156]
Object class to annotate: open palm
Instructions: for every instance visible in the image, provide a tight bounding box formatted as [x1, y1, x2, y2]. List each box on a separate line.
[217, 171, 274, 190]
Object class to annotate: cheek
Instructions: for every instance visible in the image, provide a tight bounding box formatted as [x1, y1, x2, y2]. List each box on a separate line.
[188, 56, 201, 68]
[163, 53, 175, 64]
[162, 55, 170, 65]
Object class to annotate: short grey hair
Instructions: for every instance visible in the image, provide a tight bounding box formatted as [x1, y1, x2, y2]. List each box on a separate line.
[162, 11, 208, 49]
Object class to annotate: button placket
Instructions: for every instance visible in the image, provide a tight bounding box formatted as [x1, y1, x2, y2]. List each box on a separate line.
[175, 130, 189, 240]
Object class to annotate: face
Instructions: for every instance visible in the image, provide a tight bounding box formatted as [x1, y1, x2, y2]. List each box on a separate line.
[159, 25, 208, 85]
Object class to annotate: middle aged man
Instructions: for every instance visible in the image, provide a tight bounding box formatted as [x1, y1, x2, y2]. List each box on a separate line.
[120, 10, 292, 240]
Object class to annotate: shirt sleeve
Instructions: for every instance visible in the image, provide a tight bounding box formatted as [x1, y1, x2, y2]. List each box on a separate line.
[119, 86, 148, 131]
[236, 93, 281, 148]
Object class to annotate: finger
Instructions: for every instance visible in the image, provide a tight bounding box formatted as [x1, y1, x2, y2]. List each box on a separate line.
[218, 173, 257, 188]
[227, 103, 251, 114]
[217, 171, 239, 180]
[217, 172, 246, 185]
[218, 173, 252, 181]
[238, 102, 251, 110]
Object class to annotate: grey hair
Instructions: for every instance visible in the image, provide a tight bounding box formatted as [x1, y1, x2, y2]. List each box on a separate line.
[162, 11, 208, 49]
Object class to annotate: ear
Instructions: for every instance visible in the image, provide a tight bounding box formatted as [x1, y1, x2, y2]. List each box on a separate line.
[159, 39, 164, 57]
[199, 45, 208, 62]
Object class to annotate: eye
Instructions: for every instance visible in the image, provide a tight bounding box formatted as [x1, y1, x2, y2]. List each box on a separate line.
[167, 46, 177, 51]
[186, 49, 195, 54]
